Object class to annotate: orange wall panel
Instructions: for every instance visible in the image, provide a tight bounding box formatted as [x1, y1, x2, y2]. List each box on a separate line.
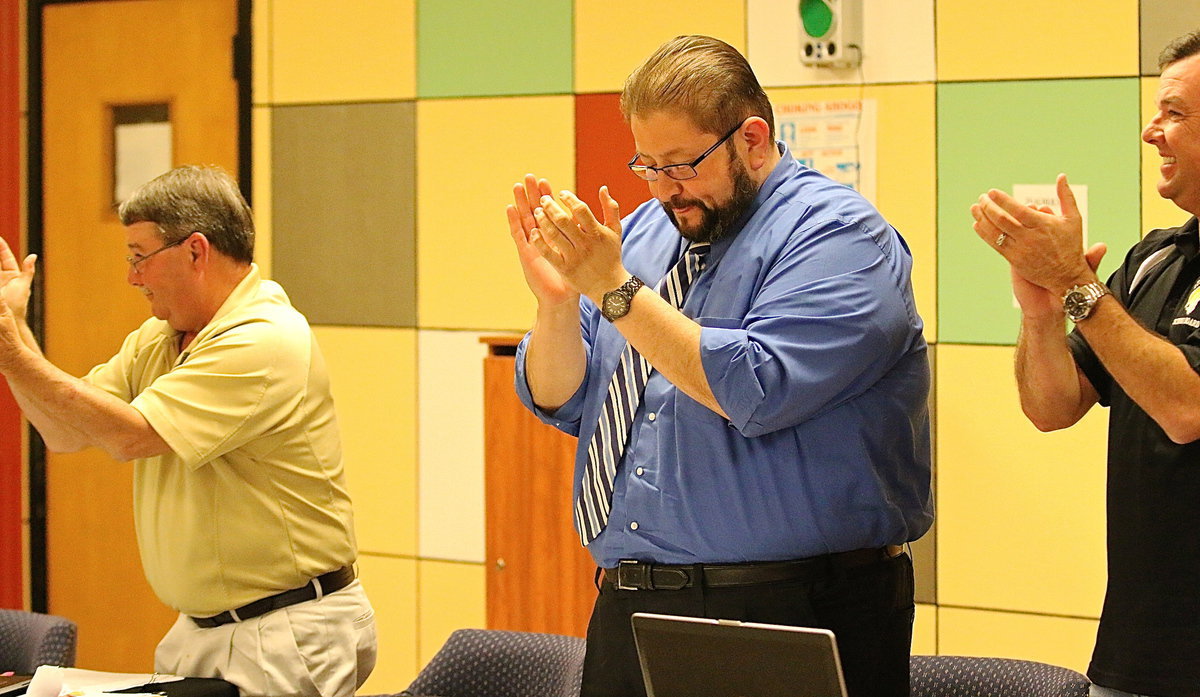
[574, 93, 651, 223]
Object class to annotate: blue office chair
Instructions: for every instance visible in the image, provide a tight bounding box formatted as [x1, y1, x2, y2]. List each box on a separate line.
[0, 608, 77, 672]
[911, 655, 1091, 697]
[400, 628, 585, 697]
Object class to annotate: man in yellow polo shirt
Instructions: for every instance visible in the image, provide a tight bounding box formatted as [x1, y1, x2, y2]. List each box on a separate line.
[0, 166, 375, 697]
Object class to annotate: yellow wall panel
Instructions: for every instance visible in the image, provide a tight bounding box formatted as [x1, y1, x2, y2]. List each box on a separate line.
[766, 84, 936, 336]
[252, 106, 272, 279]
[937, 344, 1107, 617]
[936, 0, 1138, 81]
[573, 0, 746, 93]
[1141, 77, 1194, 234]
[418, 330, 488, 562]
[912, 603, 937, 656]
[938, 607, 1098, 674]
[271, 0, 415, 104]
[417, 560, 487, 667]
[358, 554, 419, 695]
[314, 327, 418, 557]
[417, 96, 575, 330]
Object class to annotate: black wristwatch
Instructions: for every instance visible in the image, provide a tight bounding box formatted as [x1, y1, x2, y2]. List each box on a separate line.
[1062, 282, 1110, 323]
[600, 276, 644, 322]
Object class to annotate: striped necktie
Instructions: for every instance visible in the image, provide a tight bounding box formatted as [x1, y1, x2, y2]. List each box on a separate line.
[575, 241, 711, 545]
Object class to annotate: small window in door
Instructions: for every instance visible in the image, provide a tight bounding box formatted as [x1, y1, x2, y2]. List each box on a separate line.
[112, 103, 172, 207]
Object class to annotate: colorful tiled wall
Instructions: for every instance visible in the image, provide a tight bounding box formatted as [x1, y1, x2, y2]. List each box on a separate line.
[251, 1, 1200, 692]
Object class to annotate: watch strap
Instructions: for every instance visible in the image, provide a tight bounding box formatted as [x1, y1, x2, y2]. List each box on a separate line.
[601, 276, 644, 322]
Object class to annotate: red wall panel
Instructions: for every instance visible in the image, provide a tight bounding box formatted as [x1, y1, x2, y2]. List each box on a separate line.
[574, 93, 651, 226]
[0, 0, 26, 609]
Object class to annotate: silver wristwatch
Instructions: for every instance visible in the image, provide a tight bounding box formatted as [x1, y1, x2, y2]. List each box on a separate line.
[1062, 282, 1110, 323]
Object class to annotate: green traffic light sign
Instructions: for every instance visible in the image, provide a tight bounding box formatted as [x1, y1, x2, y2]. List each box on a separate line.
[800, 0, 833, 39]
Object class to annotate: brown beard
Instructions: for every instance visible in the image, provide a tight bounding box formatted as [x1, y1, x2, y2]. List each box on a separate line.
[661, 152, 759, 244]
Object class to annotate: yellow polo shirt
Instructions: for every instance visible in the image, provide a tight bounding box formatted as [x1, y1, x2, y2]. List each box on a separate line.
[84, 265, 357, 617]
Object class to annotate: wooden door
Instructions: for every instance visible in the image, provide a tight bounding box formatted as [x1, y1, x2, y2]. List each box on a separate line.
[483, 337, 597, 637]
[41, 0, 238, 670]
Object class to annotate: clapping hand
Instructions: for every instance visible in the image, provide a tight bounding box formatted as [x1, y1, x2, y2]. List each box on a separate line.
[507, 174, 578, 308]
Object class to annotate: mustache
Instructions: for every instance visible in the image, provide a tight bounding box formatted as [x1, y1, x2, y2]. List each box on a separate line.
[663, 197, 706, 212]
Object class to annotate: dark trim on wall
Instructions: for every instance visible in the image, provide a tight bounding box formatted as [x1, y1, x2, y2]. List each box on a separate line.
[26, 0, 47, 615]
[24, 0, 253, 614]
[235, 0, 253, 204]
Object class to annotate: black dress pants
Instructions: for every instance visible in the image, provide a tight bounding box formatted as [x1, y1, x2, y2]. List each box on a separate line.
[580, 552, 915, 697]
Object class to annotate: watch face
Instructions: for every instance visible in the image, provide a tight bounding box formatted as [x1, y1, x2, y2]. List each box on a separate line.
[1064, 291, 1089, 320]
[603, 293, 630, 319]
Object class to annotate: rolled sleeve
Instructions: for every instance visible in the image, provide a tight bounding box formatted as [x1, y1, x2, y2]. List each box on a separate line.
[514, 330, 589, 436]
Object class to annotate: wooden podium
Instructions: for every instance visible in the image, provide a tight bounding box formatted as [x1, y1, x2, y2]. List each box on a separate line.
[482, 336, 597, 638]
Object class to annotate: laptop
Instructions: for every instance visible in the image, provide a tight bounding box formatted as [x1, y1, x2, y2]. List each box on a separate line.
[0, 675, 31, 697]
[632, 612, 849, 697]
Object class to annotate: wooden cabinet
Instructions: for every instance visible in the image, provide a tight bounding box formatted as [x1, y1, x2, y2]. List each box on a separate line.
[482, 337, 596, 637]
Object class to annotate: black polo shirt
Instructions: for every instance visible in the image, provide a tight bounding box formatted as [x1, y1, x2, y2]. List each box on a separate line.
[1069, 216, 1200, 697]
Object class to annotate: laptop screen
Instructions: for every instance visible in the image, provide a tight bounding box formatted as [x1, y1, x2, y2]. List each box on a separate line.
[632, 613, 848, 697]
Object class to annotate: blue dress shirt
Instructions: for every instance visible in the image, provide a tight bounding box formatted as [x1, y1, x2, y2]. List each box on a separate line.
[516, 143, 933, 568]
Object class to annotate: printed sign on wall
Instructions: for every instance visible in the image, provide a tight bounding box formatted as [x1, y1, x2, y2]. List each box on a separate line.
[775, 98, 877, 203]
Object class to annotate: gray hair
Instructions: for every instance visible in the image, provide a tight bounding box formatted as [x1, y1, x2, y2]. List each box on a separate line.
[1159, 30, 1200, 69]
[118, 165, 254, 264]
[620, 35, 775, 141]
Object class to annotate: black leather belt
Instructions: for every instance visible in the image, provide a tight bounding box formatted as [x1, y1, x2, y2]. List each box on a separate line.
[191, 565, 356, 628]
[602, 546, 903, 591]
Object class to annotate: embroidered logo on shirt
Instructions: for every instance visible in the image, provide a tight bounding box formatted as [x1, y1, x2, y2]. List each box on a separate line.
[1186, 279, 1200, 315]
[1173, 277, 1200, 328]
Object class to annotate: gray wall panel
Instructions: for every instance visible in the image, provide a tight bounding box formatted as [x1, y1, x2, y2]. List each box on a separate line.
[272, 101, 416, 327]
[1141, 3, 1200, 75]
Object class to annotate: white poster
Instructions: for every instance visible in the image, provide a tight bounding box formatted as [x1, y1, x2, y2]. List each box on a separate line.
[1008, 183, 1089, 309]
[775, 98, 877, 203]
[1012, 183, 1089, 247]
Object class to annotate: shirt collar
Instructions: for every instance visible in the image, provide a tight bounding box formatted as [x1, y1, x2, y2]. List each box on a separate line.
[706, 141, 798, 265]
[1171, 217, 1200, 259]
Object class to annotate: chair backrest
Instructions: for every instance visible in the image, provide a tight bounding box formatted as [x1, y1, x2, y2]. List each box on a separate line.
[911, 655, 1090, 697]
[401, 628, 585, 697]
[0, 609, 77, 673]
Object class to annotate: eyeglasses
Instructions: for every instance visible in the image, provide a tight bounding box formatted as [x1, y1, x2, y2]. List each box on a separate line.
[126, 237, 186, 274]
[627, 120, 746, 181]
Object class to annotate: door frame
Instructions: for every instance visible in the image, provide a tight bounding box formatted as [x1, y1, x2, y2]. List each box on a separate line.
[23, 0, 253, 612]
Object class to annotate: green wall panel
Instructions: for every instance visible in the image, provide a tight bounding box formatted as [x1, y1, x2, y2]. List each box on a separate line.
[417, 0, 572, 98]
[937, 78, 1142, 345]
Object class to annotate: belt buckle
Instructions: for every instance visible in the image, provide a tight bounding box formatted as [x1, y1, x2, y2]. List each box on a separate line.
[616, 559, 648, 591]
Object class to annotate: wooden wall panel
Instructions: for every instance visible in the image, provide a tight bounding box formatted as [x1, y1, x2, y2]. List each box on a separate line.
[483, 337, 595, 637]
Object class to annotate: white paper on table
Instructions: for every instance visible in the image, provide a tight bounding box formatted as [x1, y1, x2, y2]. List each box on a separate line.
[27, 666, 182, 697]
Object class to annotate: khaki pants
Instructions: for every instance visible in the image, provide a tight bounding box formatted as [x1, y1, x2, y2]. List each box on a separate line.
[155, 580, 377, 697]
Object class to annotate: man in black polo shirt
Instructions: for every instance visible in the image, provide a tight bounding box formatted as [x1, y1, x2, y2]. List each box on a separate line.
[969, 29, 1200, 697]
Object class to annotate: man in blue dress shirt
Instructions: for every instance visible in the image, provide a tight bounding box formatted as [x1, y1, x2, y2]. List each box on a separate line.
[506, 35, 932, 697]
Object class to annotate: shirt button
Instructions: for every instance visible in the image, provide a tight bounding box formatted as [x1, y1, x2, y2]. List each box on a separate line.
[636, 466, 645, 476]
[648, 412, 656, 422]
[630, 521, 639, 531]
